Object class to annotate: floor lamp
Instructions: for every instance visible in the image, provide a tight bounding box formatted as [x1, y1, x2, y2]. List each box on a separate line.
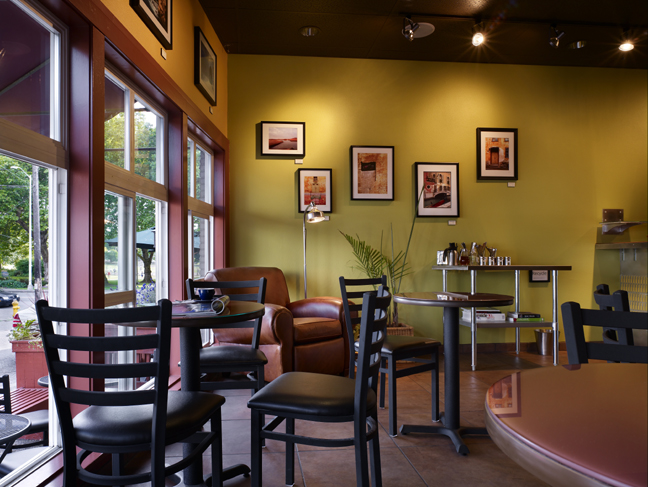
[303, 202, 325, 298]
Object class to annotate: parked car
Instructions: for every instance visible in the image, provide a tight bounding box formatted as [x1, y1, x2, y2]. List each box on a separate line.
[0, 291, 19, 307]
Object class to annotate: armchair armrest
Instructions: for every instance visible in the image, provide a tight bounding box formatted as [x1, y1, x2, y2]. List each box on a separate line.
[288, 297, 345, 321]
[212, 303, 293, 349]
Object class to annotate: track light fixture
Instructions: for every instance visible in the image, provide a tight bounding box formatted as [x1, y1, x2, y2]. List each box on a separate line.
[402, 16, 419, 41]
[619, 29, 634, 51]
[549, 25, 565, 48]
[472, 22, 485, 46]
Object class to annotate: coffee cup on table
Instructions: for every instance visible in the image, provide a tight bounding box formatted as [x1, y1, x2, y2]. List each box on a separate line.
[197, 288, 215, 301]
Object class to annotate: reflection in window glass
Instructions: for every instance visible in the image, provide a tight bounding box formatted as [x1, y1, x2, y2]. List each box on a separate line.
[104, 191, 133, 292]
[0, 0, 60, 139]
[187, 138, 194, 197]
[104, 77, 126, 169]
[196, 145, 210, 202]
[134, 99, 161, 182]
[136, 195, 157, 305]
[193, 216, 210, 278]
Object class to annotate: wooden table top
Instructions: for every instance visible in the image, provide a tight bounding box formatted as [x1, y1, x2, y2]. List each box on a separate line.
[485, 363, 648, 487]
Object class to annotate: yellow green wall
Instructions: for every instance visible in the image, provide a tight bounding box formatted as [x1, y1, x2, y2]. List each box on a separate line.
[228, 55, 647, 344]
[100, 0, 228, 135]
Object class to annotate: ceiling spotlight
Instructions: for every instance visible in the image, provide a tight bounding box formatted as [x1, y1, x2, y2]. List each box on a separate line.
[472, 22, 485, 46]
[619, 29, 634, 51]
[549, 25, 565, 48]
[402, 17, 419, 41]
[299, 26, 320, 37]
[568, 40, 587, 49]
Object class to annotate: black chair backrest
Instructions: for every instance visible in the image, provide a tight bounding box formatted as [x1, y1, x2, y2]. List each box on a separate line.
[339, 275, 388, 379]
[354, 289, 391, 416]
[0, 374, 11, 413]
[593, 284, 633, 345]
[561, 301, 648, 364]
[186, 277, 267, 348]
[35, 299, 172, 460]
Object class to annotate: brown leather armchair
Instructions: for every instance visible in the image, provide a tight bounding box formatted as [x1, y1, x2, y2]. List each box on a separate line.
[203, 267, 349, 381]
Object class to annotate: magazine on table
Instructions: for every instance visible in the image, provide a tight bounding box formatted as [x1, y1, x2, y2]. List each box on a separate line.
[461, 307, 506, 321]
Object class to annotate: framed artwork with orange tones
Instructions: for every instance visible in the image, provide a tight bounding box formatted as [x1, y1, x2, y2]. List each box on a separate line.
[298, 168, 332, 213]
[130, 0, 172, 50]
[477, 127, 518, 180]
[261, 121, 305, 157]
[350, 146, 394, 200]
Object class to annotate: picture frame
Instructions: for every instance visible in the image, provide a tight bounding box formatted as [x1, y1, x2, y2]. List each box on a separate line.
[261, 122, 305, 157]
[130, 0, 172, 50]
[415, 162, 460, 218]
[298, 168, 332, 213]
[476, 128, 518, 180]
[529, 270, 551, 283]
[350, 146, 394, 201]
[194, 27, 217, 106]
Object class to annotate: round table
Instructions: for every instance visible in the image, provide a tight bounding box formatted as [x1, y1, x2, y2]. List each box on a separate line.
[0, 413, 31, 464]
[485, 363, 648, 487]
[394, 292, 514, 455]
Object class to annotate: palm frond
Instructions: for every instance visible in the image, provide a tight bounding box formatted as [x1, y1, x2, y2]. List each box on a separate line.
[340, 231, 384, 279]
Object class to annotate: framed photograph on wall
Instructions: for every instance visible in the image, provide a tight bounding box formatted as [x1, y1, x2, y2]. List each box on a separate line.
[130, 0, 172, 50]
[350, 146, 394, 200]
[194, 27, 217, 106]
[477, 127, 518, 180]
[261, 122, 305, 157]
[298, 168, 332, 213]
[415, 162, 460, 217]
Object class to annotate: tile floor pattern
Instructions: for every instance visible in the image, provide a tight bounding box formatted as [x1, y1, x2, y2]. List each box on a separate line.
[148, 351, 562, 486]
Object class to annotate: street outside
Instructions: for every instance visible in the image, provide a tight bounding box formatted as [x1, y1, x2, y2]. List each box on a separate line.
[0, 289, 39, 389]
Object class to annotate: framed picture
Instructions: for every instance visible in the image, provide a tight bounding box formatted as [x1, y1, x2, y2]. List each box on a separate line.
[298, 168, 332, 213]
[194, 27, 217, 106]
[529, 270, 551, 283]
[476, 128, 518, 180]
[415, 162, 460, 218]
[261, 122, 305, 157]
[130, 0, 172, 50]
[350, 146, 394, 200]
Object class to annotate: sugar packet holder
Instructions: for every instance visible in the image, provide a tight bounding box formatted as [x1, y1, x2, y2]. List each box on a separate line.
[211, 295, 230, 314]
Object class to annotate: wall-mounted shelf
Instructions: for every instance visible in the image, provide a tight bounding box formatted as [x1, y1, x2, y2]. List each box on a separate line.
[595, 241, 647, 250]
[600, 221, 647, 235]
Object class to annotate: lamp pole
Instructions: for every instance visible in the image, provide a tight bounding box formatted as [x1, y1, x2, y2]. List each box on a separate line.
[11, 166, 33, 291]
[302, 202, 325, 299]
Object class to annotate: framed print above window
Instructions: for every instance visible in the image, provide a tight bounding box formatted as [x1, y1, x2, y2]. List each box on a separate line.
[261, 121, 305, 157]
[350, 146, 394, 201]
[415, 162, 460, 218]
[298, 168, 331, 213]
[130, 0, 172, 50]
[477, 127, 518, 180]
[194, 27, 217, 106]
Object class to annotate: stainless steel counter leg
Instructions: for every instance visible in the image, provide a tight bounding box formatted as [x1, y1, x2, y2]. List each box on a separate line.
[515, 270, 520, 354]
[471, 270, 477, 370]
[552, 270, 559, 365]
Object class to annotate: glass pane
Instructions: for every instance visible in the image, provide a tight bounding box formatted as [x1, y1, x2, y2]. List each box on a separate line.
[187, 137, 194, 197]
[192, 216, 210, 278]
[104, 191, 133, 293]
[196, 144, 210, 203]
[104, 76, 126, 169]
[133, 99, 161, 182]
[0, 0, 58, 138]
[136, 195, 157, 305]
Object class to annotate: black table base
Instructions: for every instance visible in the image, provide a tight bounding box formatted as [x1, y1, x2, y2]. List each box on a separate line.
[400, 414, 488, 456]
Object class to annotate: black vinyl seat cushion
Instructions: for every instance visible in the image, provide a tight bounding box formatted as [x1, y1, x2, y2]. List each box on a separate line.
[379, 335, 440, 355]
[0, 447, 50, 475]
[19, 409, 49, 433]
[199, 345, 268, 367]
[248, 371, 376, 418]
[73, 391, 224, 447]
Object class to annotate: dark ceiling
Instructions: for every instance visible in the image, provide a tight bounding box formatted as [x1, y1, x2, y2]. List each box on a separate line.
[200, 0, 647, 69]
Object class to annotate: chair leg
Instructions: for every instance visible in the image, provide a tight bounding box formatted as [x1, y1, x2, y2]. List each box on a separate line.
[112, 453, 124, 487]
[388, 357, 398, 437]
[251, 409, 262, 487]
[211, 409, 223, 487]
[257, 365, 266, 448]
[431, 349, 440, 422]
[354, 415, 370, 487]
[369, 413, 383, 487]
[379, 357, 387, 408]
[286, 417, 295, 486]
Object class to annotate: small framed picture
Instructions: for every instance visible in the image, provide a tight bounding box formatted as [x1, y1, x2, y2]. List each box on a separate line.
[194, 27, 217, 106]
[350, 146, 394, 201]
[261, 122, 305, 157]
[529, 270, 551, 283]
[130, 0, 172, 50]
[298, 168, 331, 213]
[476, 128, 518, 180]
[415, 163, 460, 218]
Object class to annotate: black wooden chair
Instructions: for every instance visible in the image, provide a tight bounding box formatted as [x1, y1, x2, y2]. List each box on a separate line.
[339, 276, 440, 437]
[35, 299, 225, 487]
[0, 374, 49, 449]
[248, 288, 391, 487]
[561, 301, 648, 364]
[593, 284, 634, 345]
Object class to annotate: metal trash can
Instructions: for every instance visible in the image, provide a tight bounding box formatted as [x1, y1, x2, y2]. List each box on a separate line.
[534, 328, 553, 355]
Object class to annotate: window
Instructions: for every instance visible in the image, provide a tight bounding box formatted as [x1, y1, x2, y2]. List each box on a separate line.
[187, 134, 213, 279]
[187, 135, 212, 204]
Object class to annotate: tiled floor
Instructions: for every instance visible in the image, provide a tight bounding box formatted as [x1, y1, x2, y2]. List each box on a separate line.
[159, 350, 561, 486]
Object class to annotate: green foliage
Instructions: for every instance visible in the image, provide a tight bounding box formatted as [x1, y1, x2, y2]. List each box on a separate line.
[0, 279, 26, 288]
[7, 318, 41, 345]
[339, 232, 385, 280]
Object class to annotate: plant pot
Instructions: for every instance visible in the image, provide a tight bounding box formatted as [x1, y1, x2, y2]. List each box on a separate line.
[386, 323, 414, 336]
[11, 340, 47, 388]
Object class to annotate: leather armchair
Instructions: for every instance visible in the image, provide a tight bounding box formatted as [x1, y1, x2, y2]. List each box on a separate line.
[203, 267, 349, 381]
